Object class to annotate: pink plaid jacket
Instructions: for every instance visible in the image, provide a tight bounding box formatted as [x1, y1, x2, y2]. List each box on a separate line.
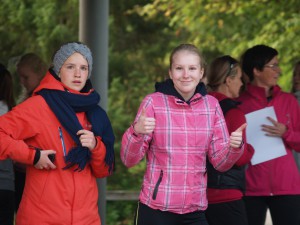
[121, 92, 243, 214]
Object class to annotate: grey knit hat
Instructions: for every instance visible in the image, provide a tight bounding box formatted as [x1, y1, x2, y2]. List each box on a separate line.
[53, 42, 93, 78]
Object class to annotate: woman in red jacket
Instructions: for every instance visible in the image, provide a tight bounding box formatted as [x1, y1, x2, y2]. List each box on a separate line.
[205, 55, 254, 225]
[0, 42, 114, 225]
[237, 45, 300, 225]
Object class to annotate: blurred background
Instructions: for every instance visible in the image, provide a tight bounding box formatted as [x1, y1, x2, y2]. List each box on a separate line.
[1, 1, 299, 224]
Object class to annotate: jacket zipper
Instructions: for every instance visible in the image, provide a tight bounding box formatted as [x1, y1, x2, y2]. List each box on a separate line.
[58, 127, 67, 157]
[59, 126, 75, 223]
[152, 170, 163, 200]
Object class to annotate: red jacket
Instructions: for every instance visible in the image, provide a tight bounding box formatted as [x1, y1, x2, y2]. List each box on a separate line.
[237, 84, 300, 196]
[207, 92, 254, 203]
[0, 71, 109, 225]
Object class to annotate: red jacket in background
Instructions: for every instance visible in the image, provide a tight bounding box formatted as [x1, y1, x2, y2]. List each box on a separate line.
[237, 84, 300, 196]
[207, 92, 254, 204]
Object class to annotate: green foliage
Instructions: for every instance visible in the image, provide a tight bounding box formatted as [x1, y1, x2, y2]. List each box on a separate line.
[0, 0, 78, 64]
[135, 0, 300, 91]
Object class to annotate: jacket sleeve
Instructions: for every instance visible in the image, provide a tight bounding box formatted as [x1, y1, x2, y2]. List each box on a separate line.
[120, 96, 153, 168]
[89, 136, 110, 178]
[207, 102, 244, 172]
[0, 99, 40, 164]
[226, 108, 254, 166]
[282, 96, 300, 152]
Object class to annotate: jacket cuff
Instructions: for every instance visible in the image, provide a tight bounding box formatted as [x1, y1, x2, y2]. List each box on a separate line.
[33, 149, 41, 165]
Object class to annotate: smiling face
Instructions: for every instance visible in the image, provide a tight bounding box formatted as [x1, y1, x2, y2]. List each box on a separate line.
[253, 56, 281, 90]
[59, 52, 89, 91]
[169, 50, 204, 101]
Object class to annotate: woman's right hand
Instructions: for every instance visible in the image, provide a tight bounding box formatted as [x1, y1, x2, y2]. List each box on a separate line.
[133, 108, 156, 135]
[34, 150, 56, 170]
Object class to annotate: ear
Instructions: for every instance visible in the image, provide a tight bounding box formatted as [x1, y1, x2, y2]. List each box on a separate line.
[200, 68, 204, 79]
[224, 76, 232, 86]
[253, 68, 261, 78]
[168, 69, 173, 79]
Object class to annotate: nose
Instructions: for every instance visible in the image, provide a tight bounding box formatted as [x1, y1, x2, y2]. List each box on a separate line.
[74, 67, 81, 77]
[183, 69, 189, 78]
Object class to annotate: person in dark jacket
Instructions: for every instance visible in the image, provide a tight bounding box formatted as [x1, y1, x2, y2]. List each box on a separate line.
[205, 55, 254, 225]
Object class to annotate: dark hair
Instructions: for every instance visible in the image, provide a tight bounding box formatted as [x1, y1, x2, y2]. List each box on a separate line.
[207, 55, 239, 91]
[292, 61, 300, 93]
[241, 45, 278, 81]
[169, 44, 205, 69]
[0, 63, 15, 110]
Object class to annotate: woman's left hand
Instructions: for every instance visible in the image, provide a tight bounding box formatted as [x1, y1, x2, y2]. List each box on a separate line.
[261, 116, 287, 137]
[77, 129, 97, 150]
[230, 123, 247, 148]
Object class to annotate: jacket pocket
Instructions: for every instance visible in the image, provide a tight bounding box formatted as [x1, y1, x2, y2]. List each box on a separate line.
[152, 170, 163, 200]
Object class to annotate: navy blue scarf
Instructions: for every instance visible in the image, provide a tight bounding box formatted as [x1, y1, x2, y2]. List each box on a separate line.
[38, 87, 114, 172]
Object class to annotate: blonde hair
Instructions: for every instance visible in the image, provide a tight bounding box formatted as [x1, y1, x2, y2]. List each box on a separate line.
[169, 44, 205, 69]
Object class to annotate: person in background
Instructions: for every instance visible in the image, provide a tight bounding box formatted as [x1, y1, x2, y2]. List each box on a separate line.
[291, 61, 300, 171]
[0, 42, 115, 225]
[205, 55, 254, 225]
[16, 53, 48, 102]
[237, 45, 300, 225]
[121, 44, 246, 225]
[14, 53, 48, 212]
[0, 63, 16, 225]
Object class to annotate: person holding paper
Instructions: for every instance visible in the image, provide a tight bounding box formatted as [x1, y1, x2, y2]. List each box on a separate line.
[237, 44, 300, 225]
[205, 55, 254, 225]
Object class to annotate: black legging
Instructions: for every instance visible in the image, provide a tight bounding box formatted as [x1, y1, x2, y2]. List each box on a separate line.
[205, 199, 248, 225]
[134, 202, 209, 225]
[243, 195, 300, 225]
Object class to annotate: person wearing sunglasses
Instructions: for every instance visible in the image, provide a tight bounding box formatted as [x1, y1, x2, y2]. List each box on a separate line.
[205, 55, 254, 225]
[237, 45, 300, 225]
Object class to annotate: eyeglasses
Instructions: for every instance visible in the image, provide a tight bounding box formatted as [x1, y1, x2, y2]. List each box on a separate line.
[264, 63, 280, 70]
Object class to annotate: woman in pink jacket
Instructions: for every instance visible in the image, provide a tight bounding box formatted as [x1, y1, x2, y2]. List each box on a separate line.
[0, 42, 114, 225]
[121, 44, 246, 225]
[237, 45, 300, 225]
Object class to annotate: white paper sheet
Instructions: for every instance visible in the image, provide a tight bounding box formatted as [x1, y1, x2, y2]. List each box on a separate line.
[245, 106, 286, 165]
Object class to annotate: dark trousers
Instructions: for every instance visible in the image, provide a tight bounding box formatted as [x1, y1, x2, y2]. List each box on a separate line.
[134, 202, 209, 225]
[14, 169, 25, 212]
[0, 190, 15, 225]
[244, 195, 300, 225]
[205, 199, 248, 225]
